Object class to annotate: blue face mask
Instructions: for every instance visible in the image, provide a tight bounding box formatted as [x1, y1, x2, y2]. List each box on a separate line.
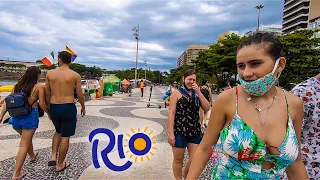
[237, 58, 281, 96]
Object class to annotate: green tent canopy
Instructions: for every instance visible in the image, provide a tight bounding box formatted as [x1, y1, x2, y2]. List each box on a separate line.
[103, 76, 120, 83]
[103, 75, 120, 93]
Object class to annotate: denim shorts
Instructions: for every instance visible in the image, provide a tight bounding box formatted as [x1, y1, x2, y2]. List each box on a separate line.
[174, 135, 202, 148]
[50, 103, 77, 137]
[11, 108, 39, 130]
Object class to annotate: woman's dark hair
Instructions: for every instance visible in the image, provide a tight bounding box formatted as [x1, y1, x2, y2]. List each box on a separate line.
[14, 66, 41, 96]
[237, 32, 284, 60]
[183, 69, 196, 79]
[58, 51, 72, 64]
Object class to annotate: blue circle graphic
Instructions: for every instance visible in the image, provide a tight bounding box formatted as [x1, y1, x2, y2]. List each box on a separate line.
[128, 133, 152, 156]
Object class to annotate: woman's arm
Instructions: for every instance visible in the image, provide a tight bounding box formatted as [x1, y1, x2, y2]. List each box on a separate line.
[208, 87, 213, 106]
[45, 71, 51, 106]
[38, 84, 49, 114]
[168, 90, 179, 146]
[186, 90, 230, 179]
[194, 84, 210, 111]
[285, 92, 308, 179]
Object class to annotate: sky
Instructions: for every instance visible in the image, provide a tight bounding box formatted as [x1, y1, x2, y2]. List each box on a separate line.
[0, 0, 284, 72]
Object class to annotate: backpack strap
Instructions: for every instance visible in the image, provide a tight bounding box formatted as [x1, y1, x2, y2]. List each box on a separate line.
[30, 84, 40, 105]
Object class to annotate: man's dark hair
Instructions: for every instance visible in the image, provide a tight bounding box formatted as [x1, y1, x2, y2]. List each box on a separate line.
[237, 32, 284, 61]
[58, 51, 72, 64]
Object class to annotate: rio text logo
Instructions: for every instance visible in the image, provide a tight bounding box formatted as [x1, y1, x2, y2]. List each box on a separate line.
[89, 126, 157, 172]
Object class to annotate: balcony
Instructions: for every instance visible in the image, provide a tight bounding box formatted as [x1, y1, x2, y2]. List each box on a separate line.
[283, 16, 309, 28]
[284, 1, 310, 14]
[283, 6, 309, 19]
[283, 12, 309, 25]
[284, 0, 310, 7]
[282, 22, 308, 33]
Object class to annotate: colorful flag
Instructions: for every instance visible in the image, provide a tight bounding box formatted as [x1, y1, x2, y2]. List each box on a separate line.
[41, 51, 55, 67]
[66, 46, 77, 62]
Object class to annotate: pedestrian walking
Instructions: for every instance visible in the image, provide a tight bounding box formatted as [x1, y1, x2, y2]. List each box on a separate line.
[167, 69, 210, 179]
[46, 51, 85, 172]
[187, 32, 308, 179]
[291, 73, 320, 179]
[0, 66, 49, 179]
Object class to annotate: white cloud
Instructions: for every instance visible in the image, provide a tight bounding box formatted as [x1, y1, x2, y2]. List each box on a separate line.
[0, 12, 43, 35]
[165, 2, 180, 10]
[0, 0, 284, 71]
[197, 3, 220, 14]
[151, 15, 165, 22]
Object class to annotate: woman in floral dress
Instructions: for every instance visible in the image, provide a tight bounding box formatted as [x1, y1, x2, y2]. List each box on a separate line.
[186, 32, 309, 179]
[292, 73, 320, 179]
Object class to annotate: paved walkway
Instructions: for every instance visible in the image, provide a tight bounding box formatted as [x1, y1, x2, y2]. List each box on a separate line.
[0, 87, 216, 179]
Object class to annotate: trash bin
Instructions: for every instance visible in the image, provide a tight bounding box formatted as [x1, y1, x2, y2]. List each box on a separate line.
[104, 84, 114, 96]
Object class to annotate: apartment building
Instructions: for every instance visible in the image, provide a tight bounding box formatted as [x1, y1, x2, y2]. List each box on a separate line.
[177, 45, 209, 67]
[308, 0, 320, 30]
[245, 24, 282, 37]
[282, 0, 310, 34]
[177, 51, 187, 68]
[218, 31, 239, 40]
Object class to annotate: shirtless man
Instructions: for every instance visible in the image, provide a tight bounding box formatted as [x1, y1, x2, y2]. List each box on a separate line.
[45, 51, 85, 172]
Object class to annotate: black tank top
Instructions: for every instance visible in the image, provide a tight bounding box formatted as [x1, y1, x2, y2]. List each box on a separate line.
[174, 88, 201, 136]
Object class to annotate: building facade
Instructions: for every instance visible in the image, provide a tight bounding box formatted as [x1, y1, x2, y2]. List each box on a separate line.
[245, 24, 282, 37]
[218, 31, 239, 41]
[177, 51, 187, 67]
[308, 0, 320, 30]
[177, 45, 209, 67]
[282, 0, 310, 34]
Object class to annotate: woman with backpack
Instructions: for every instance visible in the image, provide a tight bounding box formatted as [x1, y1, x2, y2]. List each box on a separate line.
[0, 66, 49, 180]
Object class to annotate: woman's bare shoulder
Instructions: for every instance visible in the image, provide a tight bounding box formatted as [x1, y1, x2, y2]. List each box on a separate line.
[281, 88, 302, 105]
[171, 89, 181, 97]
[281, 88, 303, 117]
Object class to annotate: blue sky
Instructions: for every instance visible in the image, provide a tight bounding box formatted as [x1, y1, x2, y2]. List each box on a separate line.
[0, 0, 283, 72]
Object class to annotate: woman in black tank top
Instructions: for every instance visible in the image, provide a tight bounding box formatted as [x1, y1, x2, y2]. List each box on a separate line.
[167, 69, 211, 179]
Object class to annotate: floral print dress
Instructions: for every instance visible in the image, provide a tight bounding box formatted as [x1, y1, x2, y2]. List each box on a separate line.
[212, 88, 299, 179]
[292, 77, 320, 179]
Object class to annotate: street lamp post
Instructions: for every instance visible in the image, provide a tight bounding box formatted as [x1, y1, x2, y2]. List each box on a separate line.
[255, 5, 264, 31]
[132, 24, 139, 85]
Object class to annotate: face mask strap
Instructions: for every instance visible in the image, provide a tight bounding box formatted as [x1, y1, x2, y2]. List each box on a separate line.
[271, 58, 281, 74]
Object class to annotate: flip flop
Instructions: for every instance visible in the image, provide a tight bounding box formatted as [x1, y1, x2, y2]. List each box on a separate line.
[48, 160, 56, 166]
[12, 172, 27, 180]
[55, 162, 71, 172]
[30, 152, 39, 163]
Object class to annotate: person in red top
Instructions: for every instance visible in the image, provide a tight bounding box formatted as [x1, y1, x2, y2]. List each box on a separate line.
[140, 80, 145, 97]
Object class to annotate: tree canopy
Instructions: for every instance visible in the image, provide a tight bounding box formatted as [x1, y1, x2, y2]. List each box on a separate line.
[166, 29, 320, 90]
[105, 68, 167, 83]
[279, 29, 320, 88]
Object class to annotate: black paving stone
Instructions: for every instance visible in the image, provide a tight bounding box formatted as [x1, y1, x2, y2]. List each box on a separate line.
[0, 141, 112, 180]
[160, 110, 168, 117]
[99, 107, 168, 143]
